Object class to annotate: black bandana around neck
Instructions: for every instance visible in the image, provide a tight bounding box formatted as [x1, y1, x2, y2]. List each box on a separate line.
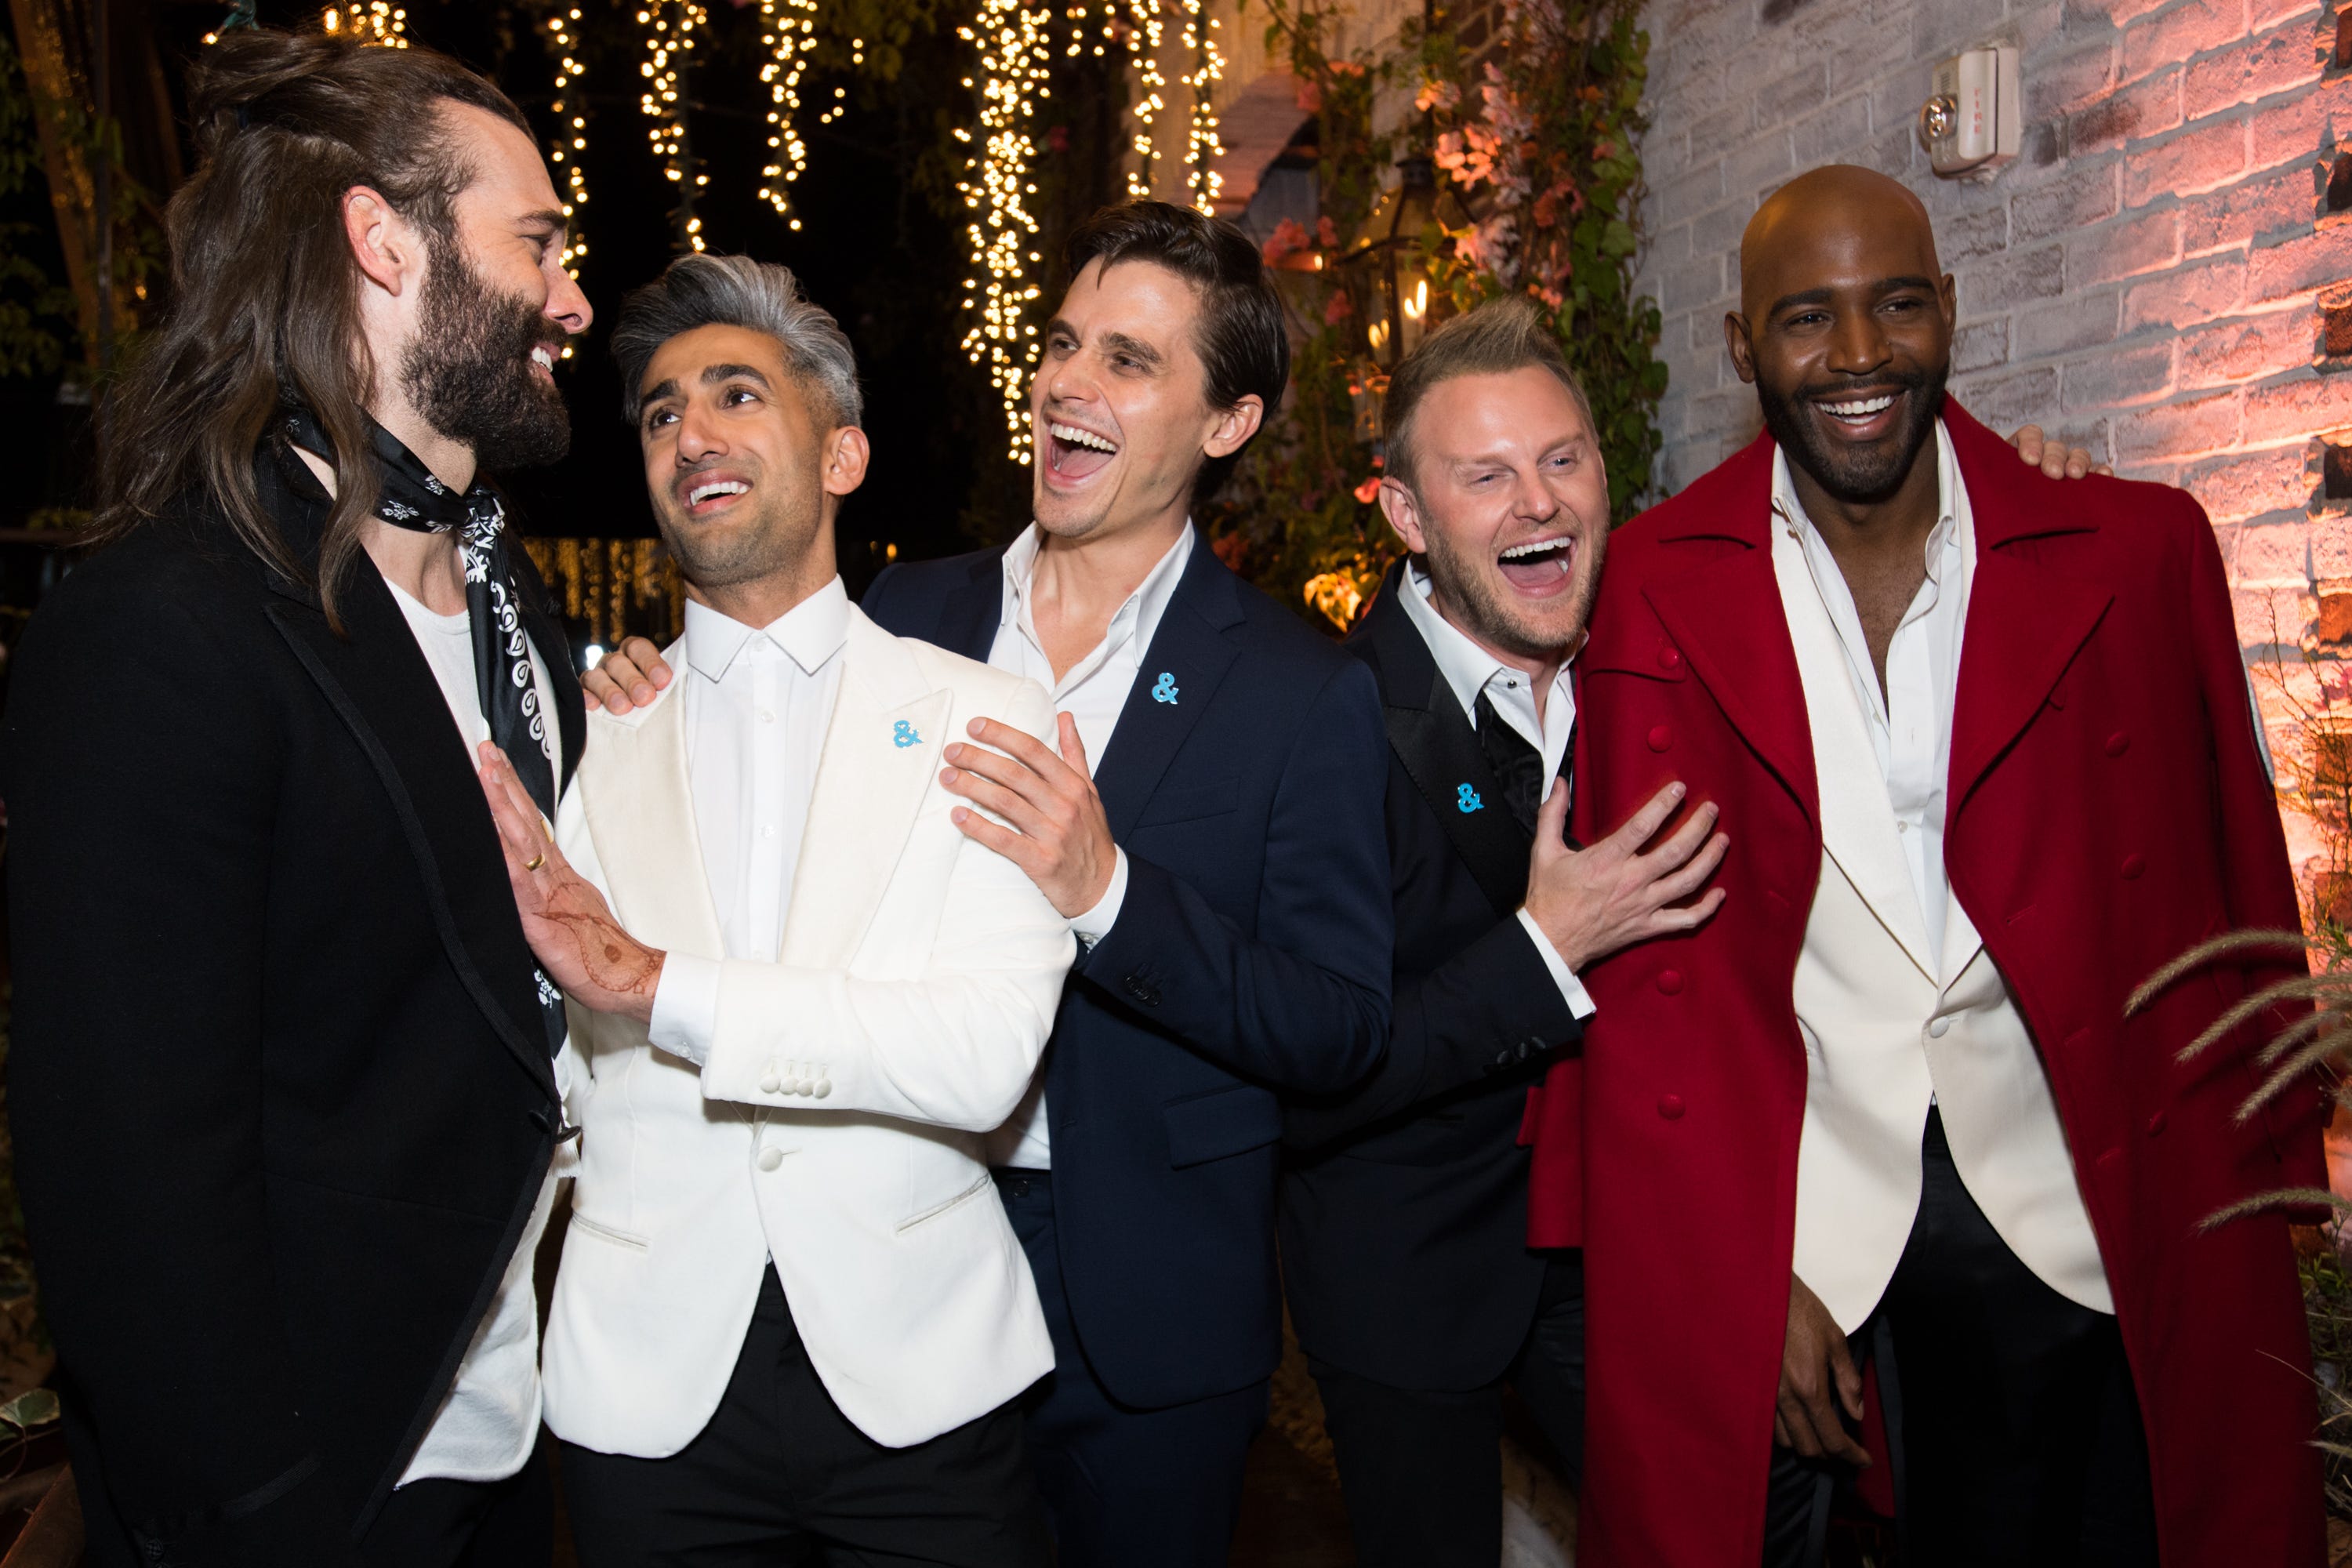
[282, 405, 559, 818]
[283, 405, 569, 1061]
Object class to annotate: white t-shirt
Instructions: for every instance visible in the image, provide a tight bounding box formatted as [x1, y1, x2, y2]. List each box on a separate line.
[384, 575, 574, 1487]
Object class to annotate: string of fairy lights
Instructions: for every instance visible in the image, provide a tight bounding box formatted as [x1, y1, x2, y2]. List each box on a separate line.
[267, 1, 1224, 441]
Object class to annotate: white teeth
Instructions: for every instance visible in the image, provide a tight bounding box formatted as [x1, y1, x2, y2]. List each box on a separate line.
[531, 347, 554, 371]
[1049, 421, 1119, 454]
[1821, 393, 1896, 417]
[1501, 538, 1570, 560]
[688, 481, 750, 506]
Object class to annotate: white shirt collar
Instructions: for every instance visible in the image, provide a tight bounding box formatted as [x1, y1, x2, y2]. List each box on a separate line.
[682, 575, 851, 684]
[1000, 521, 1194, 682]
[1769, 419, 1968, 589]
[1397, 558, 1577, 739]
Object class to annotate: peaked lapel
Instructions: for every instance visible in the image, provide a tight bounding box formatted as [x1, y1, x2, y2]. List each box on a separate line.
[1941, 407, 2113, 824]
[574, 648, 725, 960]
[932, 548, 1007, 664]
[1352, 569, 1531, 920]
[1091, 533, 1244, 840]
[266, 563, 558, 1097]
[1642, 437, 1818, 824]
[777, 608, 953, 970]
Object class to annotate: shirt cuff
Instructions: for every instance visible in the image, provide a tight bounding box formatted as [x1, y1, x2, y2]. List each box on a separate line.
[647, 950, 722, 1066]
[1516, 907, 1597, 1021]
[1070, 848, 1130, 948]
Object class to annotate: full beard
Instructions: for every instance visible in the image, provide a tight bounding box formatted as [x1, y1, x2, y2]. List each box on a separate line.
[1755, 362, 1946, 506]
[400, 241, 572, 474]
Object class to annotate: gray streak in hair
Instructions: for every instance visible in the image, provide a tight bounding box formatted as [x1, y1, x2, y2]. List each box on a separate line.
[611, 252, 863, 430]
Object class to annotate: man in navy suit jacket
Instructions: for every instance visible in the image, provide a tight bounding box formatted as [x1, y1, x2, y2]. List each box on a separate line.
[583, 200, 1392, 1567]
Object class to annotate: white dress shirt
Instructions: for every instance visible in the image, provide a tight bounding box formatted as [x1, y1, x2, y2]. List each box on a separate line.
[383, 577, 574, 1488]
[1396, 561, 1596, 1021]
[648, 579, 852, 1064]
[1770, 425, 1970, 961]
[980, 521, 1194, 1170]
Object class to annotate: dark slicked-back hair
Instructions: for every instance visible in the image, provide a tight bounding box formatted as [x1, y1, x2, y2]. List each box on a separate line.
[89, 28, 532, 628]
[1384, 295, 1595, 495]
[1062, 200, 1287, 503]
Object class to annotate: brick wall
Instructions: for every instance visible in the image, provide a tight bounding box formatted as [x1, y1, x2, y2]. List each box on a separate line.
[1638, 0, 2352, 878]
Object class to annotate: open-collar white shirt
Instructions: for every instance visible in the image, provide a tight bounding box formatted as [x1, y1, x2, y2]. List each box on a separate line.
[1396, 561, 1595, 1020]
[647, 578, 851, 1067]
[1770, 423, 1969, 961]
[980, 520, 1194, 1170]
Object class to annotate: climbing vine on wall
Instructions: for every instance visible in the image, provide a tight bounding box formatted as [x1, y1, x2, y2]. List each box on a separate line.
[1211, 0, 1664, 631]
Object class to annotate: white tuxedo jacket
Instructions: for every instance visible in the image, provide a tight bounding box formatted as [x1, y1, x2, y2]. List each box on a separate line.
[1774, 538, 2110, 1333]
[541, 606, 1072, 1454]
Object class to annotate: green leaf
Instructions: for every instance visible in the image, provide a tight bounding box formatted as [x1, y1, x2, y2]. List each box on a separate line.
[0, 1388, 59, 1430]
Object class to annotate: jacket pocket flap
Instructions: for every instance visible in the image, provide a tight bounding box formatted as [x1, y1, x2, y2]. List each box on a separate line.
[1135, 782, 1241, 827]
[1163, 1084, 1283, 1168]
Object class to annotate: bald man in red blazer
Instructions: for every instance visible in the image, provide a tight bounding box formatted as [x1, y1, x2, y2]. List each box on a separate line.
[1527, 166, 2326, 1566]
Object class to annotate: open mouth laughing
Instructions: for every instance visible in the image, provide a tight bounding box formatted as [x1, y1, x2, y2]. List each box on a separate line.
[1497, 533, 1577, 596]
[1043, 419, 1120, 483]
[676, 470, 753, 519]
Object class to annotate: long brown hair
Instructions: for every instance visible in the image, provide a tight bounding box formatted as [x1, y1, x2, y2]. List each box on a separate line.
[90, 29, 532, 626]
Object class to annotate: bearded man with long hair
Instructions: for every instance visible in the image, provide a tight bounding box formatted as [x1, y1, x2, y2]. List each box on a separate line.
[1, 30, 590, 1568]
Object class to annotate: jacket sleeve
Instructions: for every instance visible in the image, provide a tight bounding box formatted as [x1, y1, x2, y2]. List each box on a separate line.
[1, 579, 358, 1566]
[2183, 499, 2329, 1193]
[692, 679, 1076, 1130]
[1077, 656, 1395, 1094]
[1285, 913, 1579, 1152]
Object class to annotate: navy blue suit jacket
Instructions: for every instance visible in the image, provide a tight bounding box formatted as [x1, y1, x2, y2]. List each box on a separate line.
[862, 530, 1394, 1409]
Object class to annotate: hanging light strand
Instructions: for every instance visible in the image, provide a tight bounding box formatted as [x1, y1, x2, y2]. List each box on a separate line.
[1123, 0, 1166, 199]
[640, 1, 710, 251]
[1178, 0, 1223, 212]
[321, 3, 408, 46]
[546, 5, 590, 287]
[956, 0, 1052, 458]
[755, 0, 821, 230]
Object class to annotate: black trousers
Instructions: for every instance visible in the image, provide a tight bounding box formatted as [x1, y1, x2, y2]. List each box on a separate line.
[1762, 1111, 2158, 1568]
[996, 1169, 1268, 1568]
[361, 1432, 554, 1568]
[558, 1266, 1051, 1568]
[1309, 1252, 1584, 1568]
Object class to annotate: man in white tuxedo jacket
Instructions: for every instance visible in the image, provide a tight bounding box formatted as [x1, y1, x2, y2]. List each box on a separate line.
[474, 254, 1071, 1566]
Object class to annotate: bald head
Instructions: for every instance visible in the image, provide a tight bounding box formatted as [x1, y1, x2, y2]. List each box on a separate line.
[1724, 164, 1955, 507]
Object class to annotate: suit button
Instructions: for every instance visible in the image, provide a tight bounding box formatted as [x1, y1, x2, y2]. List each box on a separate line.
[757, 1148, 784, 1172]
[1656, 970, 1685, 996]
[1647, 724, 1672, 753]
[2146, 1111, 2166, 1137]
[1657, 1094, 1685, 1120]
[2096, 1147, 2122, 1172]
[2120, 853, 2146, 880]
[1657, 645, 1682, 671]
[760, 1075, 782, 1094]
[1927, 1017, 1951, 1040]
[814, 1080, 832, 1099]
[1123, 975, 1160, 1007]
[2106, 731, 2129, 757]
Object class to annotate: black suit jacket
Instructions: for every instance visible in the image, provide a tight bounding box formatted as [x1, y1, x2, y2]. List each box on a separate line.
[1278, 564, 1581, 1391]
[1, 444, 585, 1566]
[862, 532, 1393, 1409]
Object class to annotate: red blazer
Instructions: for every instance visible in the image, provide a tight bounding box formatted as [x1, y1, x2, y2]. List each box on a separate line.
[1526, 403, 2327, 1566]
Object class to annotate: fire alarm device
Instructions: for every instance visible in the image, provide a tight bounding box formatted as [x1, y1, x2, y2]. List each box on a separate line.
[1918, 46, 2020, 177]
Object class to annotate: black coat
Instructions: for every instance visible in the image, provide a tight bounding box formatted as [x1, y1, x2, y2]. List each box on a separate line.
[1278, 565, 1581, 1391]
[862, 535, 1394, 1409]
[1, 445, 584, 1566]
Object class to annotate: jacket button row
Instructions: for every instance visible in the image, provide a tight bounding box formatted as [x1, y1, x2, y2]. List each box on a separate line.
[1657, 1094, 1685, 1120]
[760, 1067, 832, 1098]
[1123, 975, 1161, 1007]
[1646, 724, 1672, 753]
[757, 1147, 783, 1172]
[1656, 970, 1685, 996]
[2120, 853, 2146, 880]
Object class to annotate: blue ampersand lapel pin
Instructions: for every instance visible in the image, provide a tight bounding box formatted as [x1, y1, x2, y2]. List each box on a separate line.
[1151, 672, 1179, 705]
[1457, 783, 1484, 813]
[892, 719, 923, 749]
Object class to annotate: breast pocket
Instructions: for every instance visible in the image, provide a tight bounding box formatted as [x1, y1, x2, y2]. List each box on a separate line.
[1134, 782, 1240, 829]
[1163, 1083, 1283, 1169]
